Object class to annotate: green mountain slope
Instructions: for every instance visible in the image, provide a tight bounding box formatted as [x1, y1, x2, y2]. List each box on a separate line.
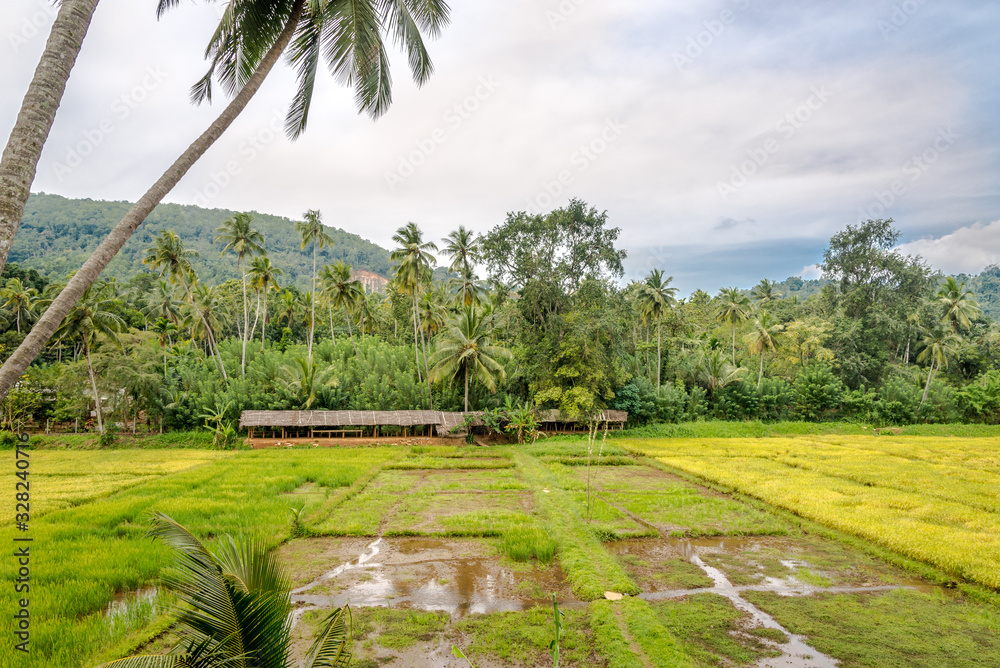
[12, 193, 392, 289]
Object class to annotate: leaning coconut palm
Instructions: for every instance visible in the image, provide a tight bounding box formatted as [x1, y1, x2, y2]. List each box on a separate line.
[916, 328, 959, 404]
[297, 210, 334, 362]
[99, 512, 351, 668]
[430, 306, 511, 412]
[0, 0, 102, 276]
[215, 212, 265, 376]
[390, 222, 438, 408]
[0, 0, 451, 402]
[743, 311, 783, 389]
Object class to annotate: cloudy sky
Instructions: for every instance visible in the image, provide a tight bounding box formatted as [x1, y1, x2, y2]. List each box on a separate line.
[2, 0, 999, 293]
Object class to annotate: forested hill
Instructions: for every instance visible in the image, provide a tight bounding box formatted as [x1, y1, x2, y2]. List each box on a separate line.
[12, 193, 392, 289]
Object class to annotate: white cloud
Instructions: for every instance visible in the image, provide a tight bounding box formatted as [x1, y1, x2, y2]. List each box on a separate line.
[898, 220, 1000, 274]
[800, 264, 823, 280]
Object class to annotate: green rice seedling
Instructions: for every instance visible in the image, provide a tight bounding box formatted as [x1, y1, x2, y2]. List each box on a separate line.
[501, 525, 557, 563]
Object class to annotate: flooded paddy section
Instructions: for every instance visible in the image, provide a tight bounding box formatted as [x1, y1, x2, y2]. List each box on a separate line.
[280, 536, 579, 618]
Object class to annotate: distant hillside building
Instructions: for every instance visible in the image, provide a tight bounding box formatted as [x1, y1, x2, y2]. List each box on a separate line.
[352, 269, 389, 293]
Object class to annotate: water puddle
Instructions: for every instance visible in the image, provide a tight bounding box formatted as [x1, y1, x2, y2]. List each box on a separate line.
[608, 536, 953, 668]
[285, 536, 578, 622]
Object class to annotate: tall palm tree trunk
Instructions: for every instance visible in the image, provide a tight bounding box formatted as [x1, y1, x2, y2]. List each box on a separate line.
[0, 0, 305, 401]
[345, 308, 359, 357]
[82, 337, 103, 434]
[261, 288, 269, 350]
[464, 365, 469, 412]
[248, 290, 261, 346]
[308, 241, 317, 361]
[412, 292, 423, 383]
[240, 259, 249, 376]
[758, 352, 764, 389]
[420, 318, 433, 410]
[0, 0, 101, 276]
[732, 326, 737, 365]
[921, 360, 935, 404]
[656, 318, 662, 392]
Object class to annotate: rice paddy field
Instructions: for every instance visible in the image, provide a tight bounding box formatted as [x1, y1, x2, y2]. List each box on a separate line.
[2, 430, 999, 667]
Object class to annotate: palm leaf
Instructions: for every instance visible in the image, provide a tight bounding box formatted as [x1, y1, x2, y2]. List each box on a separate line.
[305, 606, 353, 668]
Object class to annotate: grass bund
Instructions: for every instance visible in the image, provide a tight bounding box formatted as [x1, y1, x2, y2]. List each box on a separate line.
[3, 431, 999, 667]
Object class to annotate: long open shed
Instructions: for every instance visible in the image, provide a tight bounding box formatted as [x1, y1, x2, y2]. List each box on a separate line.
[239, 408, 627, 442]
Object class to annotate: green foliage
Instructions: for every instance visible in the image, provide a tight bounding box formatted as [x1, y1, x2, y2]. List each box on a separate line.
[793, 365, 844, 421]
[14, 193, 392, 289]
[957, 370, 1000, 424]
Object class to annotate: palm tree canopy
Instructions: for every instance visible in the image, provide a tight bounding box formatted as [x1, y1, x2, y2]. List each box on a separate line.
[442, 226, 480, 276]
[321, 260, 363, 311]
[430, 306, 512, 393]
[751, 278, 781, 304]
[52, 283, 126, 348]
[249, 256, 283, 292]
[296, 209, 335, 251]
[637, 269, 677, 323]
[390, 222, 437, 293]
[144, 231, 200, 284]
[937, 276, 982, 332]
[215, 212, 265, 262]
[716, 287, 752, 327]
[744, 311, 783, 355]
[161, 0, 451, 135]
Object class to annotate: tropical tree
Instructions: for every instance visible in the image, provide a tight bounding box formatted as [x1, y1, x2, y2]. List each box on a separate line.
[717, 287, 752, 365]
[917, 328, 959, 404]
[248, 255, 283, 349]
[215, 212, 265, 376]
[694, 349, 746, 394]
[0, 278, 38, 334]
[143, 279, 183, 326]
[296, 209, 334, 361]
[430, 306, 511, 411]
[390, 222, 438, 408]
[150, 317, 179, 379]
[281, 356, 337, 409]
[938, 277, 982, 334]
[0, 0, 451, 402]
[743, 311, 783, 388]
[750, 278, 780, 304]
[100, 512, 351, 668]
[143, 231, 227, 381]
[0, 0, 102, 276]
[636, 270, 677, 390]
[321, 261, 363, 356]
[443, 226, 483, 306]
[50, 284, 125, 434]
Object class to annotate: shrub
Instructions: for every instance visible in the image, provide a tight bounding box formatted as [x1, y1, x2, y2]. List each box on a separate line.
[655, 381, 689, 423]
[957, 370, 1000, 424]
[793, 365, 843, 421]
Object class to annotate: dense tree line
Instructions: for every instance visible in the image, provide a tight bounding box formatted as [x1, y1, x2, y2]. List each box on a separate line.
[0, 201, 997, 437]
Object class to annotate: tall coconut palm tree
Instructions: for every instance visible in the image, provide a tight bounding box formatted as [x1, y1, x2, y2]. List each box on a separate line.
[150, 316, 179, 380]
[430, 306, 511, 411]
[743, 311, 783, 389]
[390, 222, 438, 408]
[917, 328, 959, 404]
[296, 209, 334, 362]
[0, 0, 451, 402]
[248, 255, 282, 349]
[0, 0, 102, 276]
[100, 512, 351, 668]
[637, 270, 677, 391]
[281, 356, 337, 409]
[143, 231, 228, 381]
[0, 278, 38, 334]
[443, 226, 483, 306]
[321, 261, 363, 356]
[215, 212, 265, 376]
[717, 287, 752, 365]
[50, 284, 125, 434]
[937, 277, 982, 334]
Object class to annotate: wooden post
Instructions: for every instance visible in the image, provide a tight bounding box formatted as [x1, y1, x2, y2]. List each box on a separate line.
[45, 419, 49, 435]
[75, 418, 78, 433]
